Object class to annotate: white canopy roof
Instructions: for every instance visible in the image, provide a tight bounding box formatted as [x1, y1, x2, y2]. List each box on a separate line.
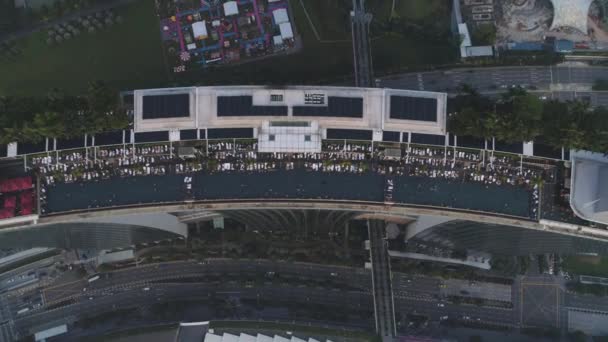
[273, 8, 289, 25]
[279, 22, 293, 40]
[192, 21, 207, 39]
[223, 1, 239, 16]
[550, 0, 592, 34]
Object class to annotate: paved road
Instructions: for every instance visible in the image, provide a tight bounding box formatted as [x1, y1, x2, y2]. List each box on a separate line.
[368, 220, 396, 338]
[378, 65, 608, 97]
[351, 0, 373, 87]
[391, 273, 517, 329]
[42, 259, 371, 305]
[15, 282, 374, 338]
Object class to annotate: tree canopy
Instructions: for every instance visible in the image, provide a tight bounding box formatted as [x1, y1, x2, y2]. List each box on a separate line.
[0, 81, 128, 144]
[449, 86, 608, 153]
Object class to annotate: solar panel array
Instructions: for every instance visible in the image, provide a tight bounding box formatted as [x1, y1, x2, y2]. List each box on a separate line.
[382, 131, 400, 142]
[217, 96, 288, 116]
[134, 131, 169, 143]
[180, 129, 198, 141]
[17, 142, 45, 155]
[293, 97, 363, 118]
[56, 137, 85, 150]
[390, 96, 437, 122]
[94, 131, 124, 146]
[208, 128, 254, 139]
[142, 94, 190, 119]
[411, 133, 445, 146]
[326, 129, 372, 141]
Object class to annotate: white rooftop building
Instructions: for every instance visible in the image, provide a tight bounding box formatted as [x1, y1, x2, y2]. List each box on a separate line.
[550, 0, 592, 34]
[279, 22, 294, 40]
[570, 150, 608, 225]
[133, 86, 447, 152]
[192, 21, 208, 39]
[272, 8, 290, 25]
[223, 1, 239, 16]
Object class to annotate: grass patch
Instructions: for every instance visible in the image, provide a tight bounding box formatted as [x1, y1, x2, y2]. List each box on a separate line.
[0, 0, 167, 96]
[299, 0, 351, 41]
[181, 0, 456, 86]
[393, 0, 446, 21]
[563, 255, 608, 277]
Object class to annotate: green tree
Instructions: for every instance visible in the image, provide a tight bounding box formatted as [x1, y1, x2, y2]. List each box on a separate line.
[471, 23, 496, 45]
[32, 112, 66, 139]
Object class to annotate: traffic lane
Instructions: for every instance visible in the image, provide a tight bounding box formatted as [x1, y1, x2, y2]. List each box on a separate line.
[394, 297, 516, 326]
[16, 284, 374, 334]
[565, 292, 608, 312]
[45, 260, 372, 298]
[380, 66, 608, 92]
[392, 273, 441, 295]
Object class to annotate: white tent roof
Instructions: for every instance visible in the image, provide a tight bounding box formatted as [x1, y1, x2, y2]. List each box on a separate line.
[279, 22, 293, 40]
[192, 21, 208, 38]
[550, 0, 593, 34]
[223, 1, 239, 16]
[273, 8, 289, 25]
[273, 35, 283, 45]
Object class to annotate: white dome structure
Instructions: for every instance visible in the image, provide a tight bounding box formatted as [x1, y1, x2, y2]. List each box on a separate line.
[549, 0, 593, 34]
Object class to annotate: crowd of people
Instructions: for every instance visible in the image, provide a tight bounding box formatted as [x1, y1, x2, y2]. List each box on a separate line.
[31, 139, 555, 218]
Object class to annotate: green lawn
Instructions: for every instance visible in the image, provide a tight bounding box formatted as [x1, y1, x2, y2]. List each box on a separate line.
[1, 0, 456, 96]
[563, 255, 608, 277]
[0, 0, 167, 96]
[182, 0, 456, 86]
[300, 0, 351, 41]
[394, 0, 447, 21]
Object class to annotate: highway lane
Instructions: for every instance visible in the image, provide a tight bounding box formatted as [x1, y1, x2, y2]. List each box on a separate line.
[394, 296, 516, 327]
[42, 259, 372, 306]
[378, 66, 608, 94]
[15, 282, 374, 338]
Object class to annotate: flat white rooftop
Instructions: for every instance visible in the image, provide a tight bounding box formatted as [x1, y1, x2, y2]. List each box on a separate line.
[570, 150, 608, 225]
[133, 86, 447, 137]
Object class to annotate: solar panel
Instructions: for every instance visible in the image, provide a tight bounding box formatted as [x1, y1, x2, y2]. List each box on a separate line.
[134, 131, 169, 143]
[382, 131, 400, 142]
[456, 135, 485, 149]
[142, 94, 190, 119]
[534, 142, 561, 159]
[293, 97, 363, 118]
[17, 142, 45, 155]
[217, 96, 287, 116]
[326, 129, 372, 140]
[411, 133, 445, 146]
[390, 96, 437, 121]
[180, 129, 198, 141]
[94, 131, 124, 146]
[56, 137, 85, 150]
[208, 128, 254, 139]
[494, 140, 523, 154]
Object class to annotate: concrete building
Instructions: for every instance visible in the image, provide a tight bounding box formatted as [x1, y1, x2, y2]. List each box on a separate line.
[133, 86, 448, 146]
[570, 150, 608, 225]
